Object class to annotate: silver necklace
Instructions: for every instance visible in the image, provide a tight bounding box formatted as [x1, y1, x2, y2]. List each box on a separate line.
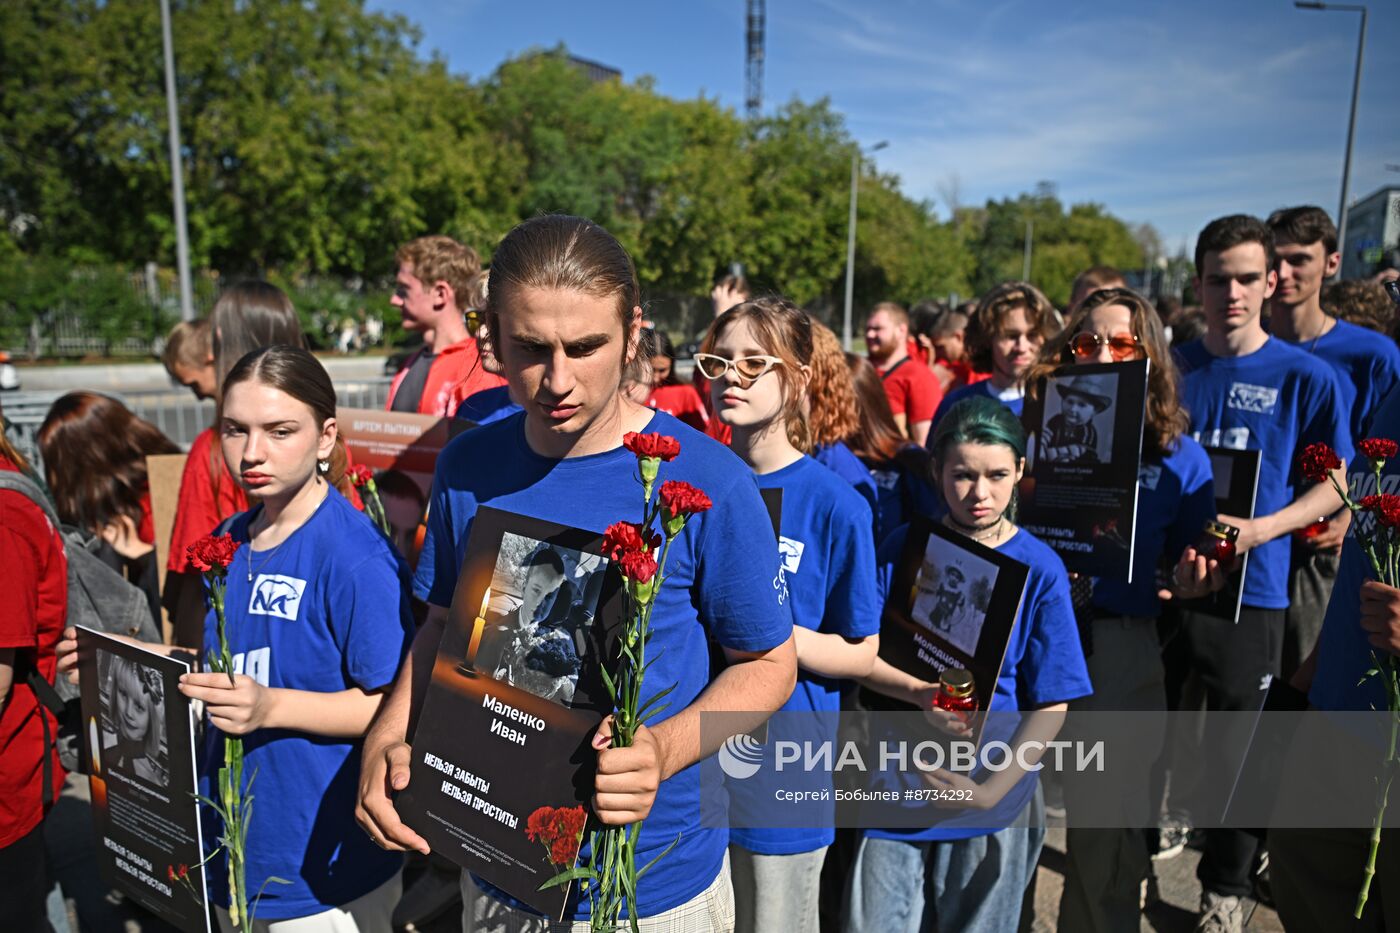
[245, 484, 329, 581]
[1306, 315, 1335, 355]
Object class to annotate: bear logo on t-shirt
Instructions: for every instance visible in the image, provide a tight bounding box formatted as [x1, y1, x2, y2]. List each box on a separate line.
[1226, 383, 1279, 415]
[249, 574, 308, 621]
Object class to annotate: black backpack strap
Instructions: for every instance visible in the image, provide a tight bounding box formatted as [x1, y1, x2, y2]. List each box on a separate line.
[23, 664, 64, 809]
[879, 357, 909, 381]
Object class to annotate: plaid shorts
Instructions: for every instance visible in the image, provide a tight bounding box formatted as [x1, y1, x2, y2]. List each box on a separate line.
[460, 852, 734, 933]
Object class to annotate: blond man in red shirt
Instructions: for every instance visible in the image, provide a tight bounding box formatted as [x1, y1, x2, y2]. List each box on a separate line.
[387, 236, 505, 417]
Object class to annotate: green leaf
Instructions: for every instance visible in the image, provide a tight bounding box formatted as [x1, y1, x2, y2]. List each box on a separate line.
[538, 866, 598, 890]
[636, 832, 683, 880]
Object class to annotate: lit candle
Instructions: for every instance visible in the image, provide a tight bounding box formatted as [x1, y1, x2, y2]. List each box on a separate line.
[466, 586, 492, 665]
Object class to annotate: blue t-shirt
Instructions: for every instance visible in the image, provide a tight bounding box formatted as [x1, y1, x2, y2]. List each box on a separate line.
[1175, 337, 1353, 609]
[1092, 436, 1215, 618]
[415, 410, 792, 920]
[456, 381, 523, 425]
[202, 487, 413, 919]
[868, 455, 941, 547]
[1282, 318, 1400, 443]
[730, 456, 880, 855]
[866, 525, 1092, 842]
[929, 380, 1024, 440]
[1312, 387, 1400, 713]
[812, 441, 879, 520]
[456, 385, 523, 426]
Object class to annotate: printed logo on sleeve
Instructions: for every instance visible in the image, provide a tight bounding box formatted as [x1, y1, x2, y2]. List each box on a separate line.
[1226, 383, 1278, 415]
[248, 574, 308, 621]
[772, 536, 806, 605]
[1139, 464, 1163, 491]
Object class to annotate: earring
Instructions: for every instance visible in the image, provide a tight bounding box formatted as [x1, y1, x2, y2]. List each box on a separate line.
[318, 459, 330, 474]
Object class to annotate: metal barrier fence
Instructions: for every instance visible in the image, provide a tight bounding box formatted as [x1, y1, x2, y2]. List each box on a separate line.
[2, 378, 392, 476]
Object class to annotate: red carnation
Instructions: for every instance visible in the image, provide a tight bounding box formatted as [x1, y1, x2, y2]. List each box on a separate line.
[187, 533, 239, 573]
[1299, 443, 1342, 484]
[1371, 494, 1400, 529]
[659, 481, 713, 519]
[167, 865, 176, 882]
[1361, 495, 1383, 511]
[550, 834, 581, 867]
[555, 805, 587, 838]
[602, 521, 660, 559]
[526, 806, 555, 842]
[1359, 438, 1399, 464]
[347, 464, 374, 487]
[617, 549, 658, 584]
[177, 863, 188, 879]
[623, 432, 681, 462]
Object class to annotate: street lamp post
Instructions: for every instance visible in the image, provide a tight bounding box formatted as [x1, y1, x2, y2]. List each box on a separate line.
[160, 0, 195, 322]
[842, 140, 888, 351]
[1295, 2, 1368, 268]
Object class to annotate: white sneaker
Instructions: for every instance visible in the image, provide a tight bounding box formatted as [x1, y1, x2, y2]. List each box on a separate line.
[1194, 892, 1244, 933]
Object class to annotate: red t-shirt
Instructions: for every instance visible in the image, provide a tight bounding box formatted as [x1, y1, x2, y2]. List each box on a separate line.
[876, 356, 943, 426]
[647, 383, 708, 433]
[0, 457, 67, 845]
[167, 427, 248, 573]
[385, 338, 507, 418]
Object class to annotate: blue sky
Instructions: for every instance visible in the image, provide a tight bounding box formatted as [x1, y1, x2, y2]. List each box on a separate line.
[368, 0, 1399, 252]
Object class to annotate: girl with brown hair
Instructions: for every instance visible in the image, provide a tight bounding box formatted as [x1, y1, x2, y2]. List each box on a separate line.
[1025, 287, 1225, 933]
[844, 354, 939, 544]
[61, 345, 415, 931]
[700, 296, 880, 932]
[38, 392, 180, 621]
[805, 318, 879, 519]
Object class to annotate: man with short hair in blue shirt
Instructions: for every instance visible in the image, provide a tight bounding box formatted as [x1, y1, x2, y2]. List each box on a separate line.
[356, 214, 798, 928]
[1266, 205, 1400, 685]
[1173, 213, 1352, 933]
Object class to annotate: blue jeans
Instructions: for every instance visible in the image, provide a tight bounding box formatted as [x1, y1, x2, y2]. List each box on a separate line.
[843, 785, 1044, 933]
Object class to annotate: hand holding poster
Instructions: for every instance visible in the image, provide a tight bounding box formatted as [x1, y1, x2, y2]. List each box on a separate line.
[1019, 359, 1149, 580]
[1187, 447, 1261, 624]
[397, 508, 624, 919]
[876, 517, 1030, 747]
[77, 627, 210, 933]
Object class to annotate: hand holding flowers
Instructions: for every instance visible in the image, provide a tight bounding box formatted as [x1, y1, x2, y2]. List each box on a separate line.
[1297, 440, 1400, 918]
[542, 433, 712, 932]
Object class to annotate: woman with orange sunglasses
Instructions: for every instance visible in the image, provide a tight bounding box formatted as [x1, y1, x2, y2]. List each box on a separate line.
[1026, 286, 1226, 933]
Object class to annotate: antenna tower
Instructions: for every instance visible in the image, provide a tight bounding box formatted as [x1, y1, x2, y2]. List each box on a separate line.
[746, 0, 765, 119]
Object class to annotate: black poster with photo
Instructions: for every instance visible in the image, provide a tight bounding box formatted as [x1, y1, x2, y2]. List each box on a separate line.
[398, 507, 627, 920]
[1187, 447, 1261, 624]
[76, 627, 210, 933]
[1019, 359, 1150, 580]
[876, 516, 1030, 746]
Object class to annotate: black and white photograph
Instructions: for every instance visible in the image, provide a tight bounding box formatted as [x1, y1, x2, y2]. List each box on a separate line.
[97, 649, 170, 786]
[468, 531, 608, 707]
[77, 628, 210, 933]
[1040, 371, 1118, 465]
[909, 536, 995, 657]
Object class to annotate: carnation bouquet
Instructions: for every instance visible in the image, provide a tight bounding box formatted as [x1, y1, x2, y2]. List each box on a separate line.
[542, 433, 712, 931]
[1299, 439, 1400, 917]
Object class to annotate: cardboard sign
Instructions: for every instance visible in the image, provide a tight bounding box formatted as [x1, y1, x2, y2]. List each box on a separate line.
[337, 407, 471, 498]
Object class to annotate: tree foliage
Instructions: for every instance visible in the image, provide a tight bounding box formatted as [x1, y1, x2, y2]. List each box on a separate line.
[1, 1, 1154, 326]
